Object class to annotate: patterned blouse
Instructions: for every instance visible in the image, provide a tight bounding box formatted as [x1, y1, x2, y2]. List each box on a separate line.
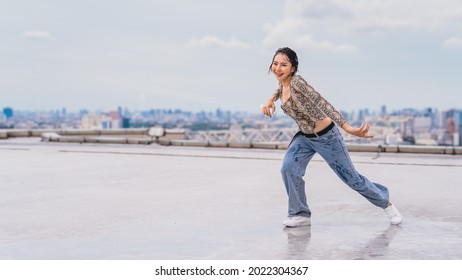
[272, 75, 346, 134]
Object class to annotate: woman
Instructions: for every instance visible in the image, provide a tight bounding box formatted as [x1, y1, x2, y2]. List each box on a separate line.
[261, 47, 403, 227]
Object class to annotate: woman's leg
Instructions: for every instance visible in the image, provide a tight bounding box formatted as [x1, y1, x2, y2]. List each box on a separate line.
[311, 127, 389, 209]
[281, 134, 316, 218]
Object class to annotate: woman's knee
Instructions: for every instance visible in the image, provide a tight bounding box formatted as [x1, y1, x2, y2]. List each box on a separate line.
[281, 157, 302, 176]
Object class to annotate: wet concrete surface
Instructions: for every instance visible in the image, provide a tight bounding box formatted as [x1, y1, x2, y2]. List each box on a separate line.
[1, 138, 462, 259]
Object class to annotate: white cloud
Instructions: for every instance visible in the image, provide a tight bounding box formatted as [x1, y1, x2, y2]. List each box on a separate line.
[22, 31, 52, 40]
[262, 0, 462, 54]
[187, 36, 252, 49]
[443, 37, 462, 48]
[262, 17, 358, 54]
[262, 18, 306, 48]
[294, 34, 358, 54]
[282, 0, 462, 33]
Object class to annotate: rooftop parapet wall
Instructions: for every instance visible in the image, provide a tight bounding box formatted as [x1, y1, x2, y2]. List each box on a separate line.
[0, 128, 185, 140]
[1, 128, 160, 137]
[156, 139, 462, 154]
[1, 129, 461, 155]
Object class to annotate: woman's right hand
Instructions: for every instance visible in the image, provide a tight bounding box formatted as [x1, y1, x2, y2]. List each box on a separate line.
[261, 101, 276, 118]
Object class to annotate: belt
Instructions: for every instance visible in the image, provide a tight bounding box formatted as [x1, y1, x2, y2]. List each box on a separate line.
[298, 122, 335, 138]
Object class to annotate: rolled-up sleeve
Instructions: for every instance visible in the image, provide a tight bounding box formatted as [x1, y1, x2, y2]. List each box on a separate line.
[271, 87, 282, 102]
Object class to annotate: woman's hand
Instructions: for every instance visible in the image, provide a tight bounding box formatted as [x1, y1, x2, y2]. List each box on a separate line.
[261, 100, 276, 118]
[341, 122, 374, 138]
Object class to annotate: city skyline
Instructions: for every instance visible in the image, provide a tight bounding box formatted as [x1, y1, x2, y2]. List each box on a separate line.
[1, 104, 461, 115]
[2, 102, 462, 147]
[1, 0, 462, 112]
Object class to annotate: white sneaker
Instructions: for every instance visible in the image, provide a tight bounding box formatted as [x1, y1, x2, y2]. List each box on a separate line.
[283, 216, 311, 227]
[384, 204, 403, 225]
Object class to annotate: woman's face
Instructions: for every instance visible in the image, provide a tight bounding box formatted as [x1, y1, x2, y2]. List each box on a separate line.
[271, 53, 295, 83]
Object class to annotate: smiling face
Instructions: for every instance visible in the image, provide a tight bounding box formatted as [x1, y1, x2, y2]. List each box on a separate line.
[271, 53, 295, 84]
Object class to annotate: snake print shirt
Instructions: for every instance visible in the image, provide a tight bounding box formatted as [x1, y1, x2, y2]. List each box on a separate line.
[272, 75, 346, 134]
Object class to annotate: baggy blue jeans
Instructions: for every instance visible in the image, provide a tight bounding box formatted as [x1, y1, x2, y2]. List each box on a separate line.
[281, 125, 389, 218]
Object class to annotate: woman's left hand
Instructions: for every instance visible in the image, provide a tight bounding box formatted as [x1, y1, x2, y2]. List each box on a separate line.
[342, 122, 374, 138]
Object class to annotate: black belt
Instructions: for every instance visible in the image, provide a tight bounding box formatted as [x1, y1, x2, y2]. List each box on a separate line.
[297, 122, 335, 138]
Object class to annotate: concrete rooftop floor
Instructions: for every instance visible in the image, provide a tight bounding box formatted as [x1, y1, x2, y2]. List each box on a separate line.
[1, 137, 462, 260]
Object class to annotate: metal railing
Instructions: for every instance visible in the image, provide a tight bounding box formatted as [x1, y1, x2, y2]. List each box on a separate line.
[1, 128, 461, 155]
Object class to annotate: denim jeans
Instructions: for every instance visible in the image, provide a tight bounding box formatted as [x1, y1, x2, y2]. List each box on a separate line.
[281, 125, 390, 218]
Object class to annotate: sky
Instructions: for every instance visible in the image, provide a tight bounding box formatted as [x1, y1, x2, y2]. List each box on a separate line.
[1, 0, 462, 113]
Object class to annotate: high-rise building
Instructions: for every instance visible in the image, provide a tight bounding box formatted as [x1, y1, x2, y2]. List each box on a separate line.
[3, 107, 13, 118]
[381, 105, 387, 116]
[456, 110, 462, 146]
[442, 109, 462, 146]
[118, 106, 123, 118]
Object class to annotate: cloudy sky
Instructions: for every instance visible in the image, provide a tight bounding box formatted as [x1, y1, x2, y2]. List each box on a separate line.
[1, 0, 461, 113]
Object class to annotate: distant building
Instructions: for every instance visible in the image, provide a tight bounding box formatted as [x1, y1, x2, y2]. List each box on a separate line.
[122, 117, 131, 128]
[441, 109, 462, 146]
[108, 110, 121, 129]
[456, 111, 462, 146]
[101, 117, 112, 129]
[3, 107, 13, 118]
[385, 134, 400, 145]
[80, 112, 102, 130]
[358, 109, 368, 123]
[80, 111, 121, 130]
[381, 105, 387, 116]
[414, 116, 432, 131]
[79, 109, 89, 116]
